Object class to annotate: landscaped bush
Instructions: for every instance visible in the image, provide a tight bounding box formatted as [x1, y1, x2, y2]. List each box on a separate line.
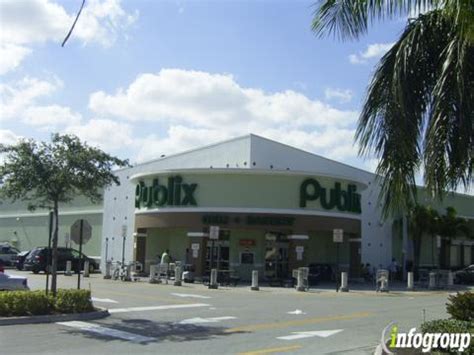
[0, 289, 94, 317]
[55, 289, 94, 314]
[446, 291, 474, 321]
[0, 290, 52, 317]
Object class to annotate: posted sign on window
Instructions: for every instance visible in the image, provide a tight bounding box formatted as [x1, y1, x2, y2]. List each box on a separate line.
[333, 229, 343, 243]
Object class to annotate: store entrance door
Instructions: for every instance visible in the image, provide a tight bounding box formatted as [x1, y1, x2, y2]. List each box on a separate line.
[265, 234, 290, 280]
[205, 240, 230, 272]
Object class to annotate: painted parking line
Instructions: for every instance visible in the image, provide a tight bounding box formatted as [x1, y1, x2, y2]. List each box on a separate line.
[225, 311, 372, 333]
[57, 321, 154, 343]
[179, 316, 237, 324]
[171, 293, 212, 299]
[239, 345, 303, 355]
[108, 303, 210, 314]
[91, 297, 118, 304]
[277, 329, 343, 340]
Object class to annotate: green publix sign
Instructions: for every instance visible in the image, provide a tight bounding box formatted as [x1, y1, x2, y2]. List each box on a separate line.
[300, 178, 361, 213]
[135, 176, 197, 208]
[135, 175, 361, 213]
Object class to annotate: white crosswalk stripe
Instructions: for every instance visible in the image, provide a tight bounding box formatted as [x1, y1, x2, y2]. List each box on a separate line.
[179, 316, 237, 324]
[171, 293, 212, 299]
[108, 303, 210, 314]
[57, 321, 154, 343]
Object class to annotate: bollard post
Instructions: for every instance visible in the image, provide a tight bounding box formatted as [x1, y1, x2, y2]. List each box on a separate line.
[104, 261, 112, 279]
[447, 271, 454, 289]
[84, 260, 90, 278]
[407, 271, 414, 290]
[428, 272, 437, 289]
[123, 264, 132, 281]
[65, 260, 72, 276]
[174, 266, 182, 286]
[296, 269, 306, 292]
[251, 270, 259, 291]
[209, 268, 218, 289]
[149, 265, 160, 284]
[339, 271, 349, 292]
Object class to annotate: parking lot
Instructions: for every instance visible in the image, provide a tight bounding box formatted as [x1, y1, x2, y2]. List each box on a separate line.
[0, 270, 464, 355]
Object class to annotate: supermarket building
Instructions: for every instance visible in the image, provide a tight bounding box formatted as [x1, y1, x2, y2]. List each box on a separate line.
[1, 134, 472, 280]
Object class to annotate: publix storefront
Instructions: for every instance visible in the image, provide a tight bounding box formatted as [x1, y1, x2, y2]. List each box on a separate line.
[100, 134, 474, 281]
[130, 171, 365, 280]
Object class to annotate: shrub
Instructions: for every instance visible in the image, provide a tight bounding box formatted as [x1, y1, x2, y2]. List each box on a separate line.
[0, 290, 52, 317]
[54, 289, 94, 314]
[0, 289, 94, 317]
[421, 319, 474, 354]
[446, 292, 474, 321]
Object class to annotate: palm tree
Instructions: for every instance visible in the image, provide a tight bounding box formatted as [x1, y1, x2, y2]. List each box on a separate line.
[408, 204, 431, 275]
[425, 207, 440, 267]
[312, 1, 473, 217]
[438, 206, 471, 267]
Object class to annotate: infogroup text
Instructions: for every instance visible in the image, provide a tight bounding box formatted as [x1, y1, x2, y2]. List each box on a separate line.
[387, 325, 471, 353]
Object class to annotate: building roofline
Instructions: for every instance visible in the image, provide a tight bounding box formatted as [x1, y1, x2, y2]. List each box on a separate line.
[249, 133, 376, 178]
[114, 134, 252, 173]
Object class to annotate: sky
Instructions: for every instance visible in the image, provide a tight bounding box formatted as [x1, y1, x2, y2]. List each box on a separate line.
[0, 0, 407, 172]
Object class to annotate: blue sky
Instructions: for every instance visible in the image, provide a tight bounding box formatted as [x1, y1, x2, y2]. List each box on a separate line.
[0, 0, 406, 170]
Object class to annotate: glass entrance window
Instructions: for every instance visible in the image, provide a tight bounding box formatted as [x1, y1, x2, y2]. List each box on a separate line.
[264, 233, 290, 279]
[205, 240, 230, 271]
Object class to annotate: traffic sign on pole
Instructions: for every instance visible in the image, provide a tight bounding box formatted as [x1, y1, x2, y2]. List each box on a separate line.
[71, 219, 92, 245]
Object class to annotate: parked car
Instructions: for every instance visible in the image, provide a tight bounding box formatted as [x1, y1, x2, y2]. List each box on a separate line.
[15, 250, 31, 270]
[454, 265, 474, 284]
[308, 263, 334, 284]
[24, 247, 99, 274]
[0, 243, 21, 266]
[0, 273, 29, 291]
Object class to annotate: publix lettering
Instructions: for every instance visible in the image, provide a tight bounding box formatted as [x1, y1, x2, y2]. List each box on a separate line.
[135, 176, 197, 208]
[300, 178, 361, 213]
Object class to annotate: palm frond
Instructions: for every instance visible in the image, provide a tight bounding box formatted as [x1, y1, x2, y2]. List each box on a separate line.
[312, 0, 443, 40]
[355, 10, 455, 216]
[424, 32, 474, 196]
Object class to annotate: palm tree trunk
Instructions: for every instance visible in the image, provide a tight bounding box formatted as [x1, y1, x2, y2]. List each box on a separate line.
[413, 233, 422, 278]
[431, 234, 435, 267]
[50, 200, 59, 297]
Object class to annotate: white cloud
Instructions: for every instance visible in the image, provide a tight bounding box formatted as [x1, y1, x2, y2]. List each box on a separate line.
[89, 69, 357, 129]
[349, 42, 395, 64]
[64, 119, 133, 152]
[0, 0, 138, 74]
[0, 130, 23, 165]
[0, 76, 83, 130]
[23, 105, 82, 128]
[86, 69, 361, 163]
[324, 88, 353, 103]
[0, 43, 32, 75]
[0, 129, 22, 146]
[0, 77, 62, 122]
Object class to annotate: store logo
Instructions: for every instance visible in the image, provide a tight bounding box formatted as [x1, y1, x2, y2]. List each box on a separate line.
[300, 178, 361, 213]
[135, 176, 197, 208]
[378, 322, 471, 354]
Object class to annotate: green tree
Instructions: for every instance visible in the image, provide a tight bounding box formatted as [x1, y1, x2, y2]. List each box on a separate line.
[312, 1, 473, 216]
[0, 134, 129, 296]
[438, 207, 471, 267]
[408, 204, 431, 274]
[425, 206, 440, 267]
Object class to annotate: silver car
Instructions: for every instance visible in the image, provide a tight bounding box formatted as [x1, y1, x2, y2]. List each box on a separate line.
[0, 244, 21, 266]
[0, 273, 29, 291]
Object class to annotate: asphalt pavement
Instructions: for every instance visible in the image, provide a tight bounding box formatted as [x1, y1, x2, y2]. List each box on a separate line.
[0, 270, 466, 355]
